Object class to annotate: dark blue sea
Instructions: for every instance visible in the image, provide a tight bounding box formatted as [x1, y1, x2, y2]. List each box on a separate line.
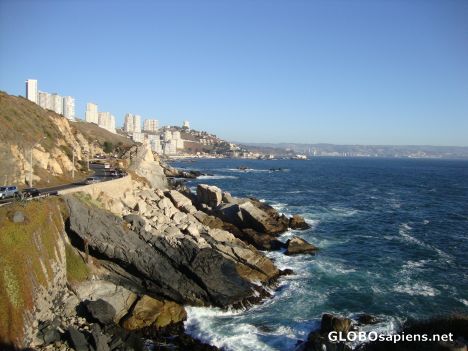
[171, 157, 468, 351]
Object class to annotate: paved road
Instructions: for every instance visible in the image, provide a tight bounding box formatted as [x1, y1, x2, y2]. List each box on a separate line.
[0, 162, 123, 205]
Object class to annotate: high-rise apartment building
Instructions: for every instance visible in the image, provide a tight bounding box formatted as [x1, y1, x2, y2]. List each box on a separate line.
[134, 115, 141, 133]
[52, 94, 63, 115]
[98, 112, 116, 133]
[183, 120, 190, 129]
[63, 96, 75, 120]
[38, 91, 53, 110]
[143, 119, 159, 132]
[124, 113, 141, 133]
[25, 79, 76, 118]
[26, 79, 38, 103]
[85, 103, 99, 124]
[132, 132, 144, 143]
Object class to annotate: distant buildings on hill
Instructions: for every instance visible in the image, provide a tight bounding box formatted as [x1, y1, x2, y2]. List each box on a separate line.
[24, 78, 223, 156]
[143, 119, 159, 132]
[85, 102, 115, 133]
[124, 113, 141, 133]
[26, 79, 75, 120]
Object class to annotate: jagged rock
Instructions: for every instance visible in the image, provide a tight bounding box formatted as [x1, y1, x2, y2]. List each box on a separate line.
[239, 201, 289, 235]
[320, 314, 352, 335]
[289, 215, 311, 230]
[217, 203, 244, 227]
[67, 327, 89, 351]
[63, 294, 80, 317]
[166, 190, 197, 213]
[73, 280, 138, 324]
[134, 200, 148, 216]
[138, 189, 159, 202]
[64, 195, 280, 307]
[84, 299, 116, 326]
[121, 194, 138, 210]
[357, 313, 378, 325]
[89, 324, 110, 351]
[222, 192, 235, 204]
[186, 224, 200, 237]
[12, 211, 25, 223]
[158, 197, 178, 218]
[295, 314, 353, 351]
[36, 322, 61, 346]
[197, 184, 223, 208]
[285, 236, 318, 255]
[128, 142, 168, 189]
[240, 228, 285, 251]
[172, 211, 187, 225]
[122, 295, 187, 330]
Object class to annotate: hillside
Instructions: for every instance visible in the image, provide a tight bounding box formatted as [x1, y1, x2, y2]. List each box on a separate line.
[73, 121, 133, 149]
[0, 91, 135, 187]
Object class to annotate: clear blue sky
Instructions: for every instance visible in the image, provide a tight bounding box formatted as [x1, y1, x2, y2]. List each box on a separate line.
[1, 0, 467, 146]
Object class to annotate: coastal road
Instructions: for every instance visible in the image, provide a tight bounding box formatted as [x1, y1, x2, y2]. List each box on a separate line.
[0, 162, 122, 206]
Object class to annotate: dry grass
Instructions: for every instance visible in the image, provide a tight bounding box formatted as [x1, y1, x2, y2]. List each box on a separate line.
[72, 121, 133, 148]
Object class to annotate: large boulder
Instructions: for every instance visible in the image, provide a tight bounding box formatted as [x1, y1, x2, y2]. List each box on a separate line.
[128, 142, 168, 189]
[289, 215, 311, 230]
[197, 184, 223, 208]
[238, 201, 288, 235]
[285, 236, 318, 255]
[295, 314, 353, 351]
[83, 299, 116, 326]
[320, 314, 352, 335]
[121, 295, 187, 330]
[73, 280, 138, 324]
[166, 190, 197, 214]
[64, 194, 280, 308]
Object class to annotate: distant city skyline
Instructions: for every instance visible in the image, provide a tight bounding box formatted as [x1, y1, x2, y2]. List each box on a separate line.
[1, 0, 467, 146]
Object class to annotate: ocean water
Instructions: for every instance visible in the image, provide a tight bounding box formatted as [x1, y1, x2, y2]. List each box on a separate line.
[171, 157, 468, 351]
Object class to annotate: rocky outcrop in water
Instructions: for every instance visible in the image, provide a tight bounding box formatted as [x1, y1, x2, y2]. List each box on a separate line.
[194, 184, 315, 251]
[296, 314, 353, 351]
[289, 214, 311, 230]
[285, 236, 318, 255]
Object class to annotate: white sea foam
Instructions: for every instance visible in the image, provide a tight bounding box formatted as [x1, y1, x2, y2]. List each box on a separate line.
[401, 259, 429, 270]
[398, 223, 452, 261]
[393, 282, 440, 297]
[330, 206, 359, 217]
[226, 168, 271, 173]
[312, 259, 357, 275]
[185, 307, 284, 351]
[197, 175, 238, 180]
[459, 298, 468, 306]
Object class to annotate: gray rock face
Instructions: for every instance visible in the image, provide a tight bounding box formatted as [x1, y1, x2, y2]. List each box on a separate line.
[197, 184, 223, 208]
[84, 299, 116, 326]
[64, 195, 279, 308]
[67, 327, 89, 351]
[285, 236, 318, 255]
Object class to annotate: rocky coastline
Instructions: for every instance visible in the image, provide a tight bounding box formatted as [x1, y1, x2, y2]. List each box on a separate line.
[1, 142, 317, 351]
[3, 142, 466, 351]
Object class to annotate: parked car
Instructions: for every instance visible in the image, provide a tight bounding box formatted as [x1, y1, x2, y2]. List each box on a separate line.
[0, 186, 20, 199]
[22, 187, 41, 198]
[84, 177, 101, 185]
